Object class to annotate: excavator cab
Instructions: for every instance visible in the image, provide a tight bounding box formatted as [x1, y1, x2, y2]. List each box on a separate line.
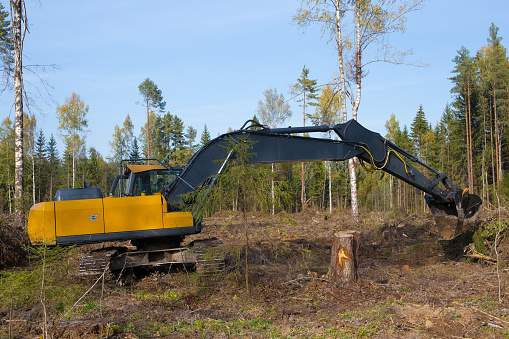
[109, 160, 182, 198]
[128, 166, 174, 196]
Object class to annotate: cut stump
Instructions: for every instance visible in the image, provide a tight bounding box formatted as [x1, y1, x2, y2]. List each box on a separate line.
[329, 231, 362, 284]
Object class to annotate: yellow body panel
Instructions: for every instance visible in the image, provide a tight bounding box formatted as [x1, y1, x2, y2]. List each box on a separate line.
[27, 202, 56, 245]
[103, 194, 165, 233]
[163, 211, 194, 229]
[55, 198, 104, 237]
[27, 193, 196, 246]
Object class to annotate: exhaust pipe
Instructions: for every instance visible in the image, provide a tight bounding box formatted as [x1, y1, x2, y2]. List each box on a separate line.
[425, 190, 483, 240]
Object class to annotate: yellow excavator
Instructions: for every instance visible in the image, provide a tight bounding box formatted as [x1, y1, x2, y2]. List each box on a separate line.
[27, 119, 483, 272]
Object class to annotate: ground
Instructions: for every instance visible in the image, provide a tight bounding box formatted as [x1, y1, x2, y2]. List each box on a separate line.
[0, 209, 508, 338]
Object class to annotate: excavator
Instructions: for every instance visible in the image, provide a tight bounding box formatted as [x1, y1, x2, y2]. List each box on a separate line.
[27, 119, 482, 272]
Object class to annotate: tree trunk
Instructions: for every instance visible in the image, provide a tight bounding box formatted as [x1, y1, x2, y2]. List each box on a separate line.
[301, 92, 306, 210]
[335, 0, 359, 223]
[146, 101, 151, 161]
[348, 159, 359, 222]
[465, 82, 473, 191]
[72, 141, 75, 189]
[494, 85, 500, 187]
[12, 0, 24, 217]
[328, 161, 332, 214]
[490, 98, 496, 194]
[31, 150, 35, 204]
[389, 175, 393, 210]
[271, 163, 275, 215]
[329, 231, 362, 284]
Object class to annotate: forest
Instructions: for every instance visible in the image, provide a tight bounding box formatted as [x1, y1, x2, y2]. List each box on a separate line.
[1, 22, 508, 218]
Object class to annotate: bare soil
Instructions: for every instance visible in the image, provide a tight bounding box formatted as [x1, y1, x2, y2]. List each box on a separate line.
[1, 209, 509, 338]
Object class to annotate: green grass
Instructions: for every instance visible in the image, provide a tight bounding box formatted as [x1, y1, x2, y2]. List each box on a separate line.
[142, 317, 278, 337]
[0, 245, 85, 312]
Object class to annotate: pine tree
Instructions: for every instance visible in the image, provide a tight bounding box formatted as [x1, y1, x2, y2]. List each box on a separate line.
[0, 2, 13, 89]
[138, 78, 166, 159]
[450, 46, 478, 190]
[477, 23, 509, 188]
[292, 66, 318, 210]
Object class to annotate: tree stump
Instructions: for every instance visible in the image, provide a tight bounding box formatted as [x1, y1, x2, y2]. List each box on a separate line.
[329, 231, 362, 283]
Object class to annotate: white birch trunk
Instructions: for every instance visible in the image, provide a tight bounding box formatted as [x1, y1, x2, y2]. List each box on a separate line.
[13, 0, 24, 217]
[335, 0, 359, 222]
[351, 5, 361, 119]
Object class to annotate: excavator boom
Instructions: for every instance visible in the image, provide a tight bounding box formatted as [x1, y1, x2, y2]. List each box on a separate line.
[164, 119, 482, 240]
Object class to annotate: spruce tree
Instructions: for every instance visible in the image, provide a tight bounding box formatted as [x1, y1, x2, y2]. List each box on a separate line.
[46, 134, 59, 200]
[35, 129, 47, 203]
[130, 137, 140, 160]
[410, 105, 429, 160]
[200, 125, 211, 147]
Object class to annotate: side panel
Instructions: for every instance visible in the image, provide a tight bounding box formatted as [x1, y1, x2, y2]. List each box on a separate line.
[55, 198, 105, 237]
[163, 211, 194, 229]
[27, 202, 56, 245]
[103, 194, 164, 233]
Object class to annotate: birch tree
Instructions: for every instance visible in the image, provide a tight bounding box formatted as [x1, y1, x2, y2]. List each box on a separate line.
[257, 88, 292, 214]
[294, 0, 425, 222]
[110, 114, 135, 162]
[11, 0, 26, 216]
[56, 92, 88, 188]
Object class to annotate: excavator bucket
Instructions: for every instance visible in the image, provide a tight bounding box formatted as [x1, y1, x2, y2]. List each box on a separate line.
[426, 191, 483, 240]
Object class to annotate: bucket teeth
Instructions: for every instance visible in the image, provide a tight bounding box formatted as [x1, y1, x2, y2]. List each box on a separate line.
[426, 192, 482, 240]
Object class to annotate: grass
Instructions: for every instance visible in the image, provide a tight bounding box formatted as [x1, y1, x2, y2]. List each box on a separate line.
[143, 317, 279, 337]
[0, 245, 85, 312]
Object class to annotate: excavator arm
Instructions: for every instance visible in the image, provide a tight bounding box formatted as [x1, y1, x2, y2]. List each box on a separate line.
[164, 119, 482, 240]
[27, 118, 481, 247]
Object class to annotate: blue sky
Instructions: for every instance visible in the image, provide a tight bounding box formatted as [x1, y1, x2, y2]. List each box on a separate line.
[1, 0, 508, 158]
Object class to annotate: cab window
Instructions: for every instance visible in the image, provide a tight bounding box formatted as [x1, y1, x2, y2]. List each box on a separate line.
[132, 170, 175, 196]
